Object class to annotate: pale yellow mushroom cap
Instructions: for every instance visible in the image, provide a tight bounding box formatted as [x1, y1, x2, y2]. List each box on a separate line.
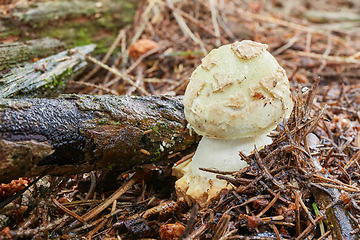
[183, 40, 293, 139]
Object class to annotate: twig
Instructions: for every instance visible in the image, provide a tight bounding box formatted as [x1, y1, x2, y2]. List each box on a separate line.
[173, 152, 195, 167]
[69, 80, 119, 95]
[125, 41, 170, 74]
[313, 174, 359, 191]
[209, 0, 221, 46]
[85, 171, 97, 201]
[254, 148, 285, 189]
[180, 203, 199, 240]
[185, 222, 209, 240]
[299, 196, 316, 225]
[318, 183, 360, 192]
[295, 190, 301, 236]
[300, 105, 327, 143]
[269, 224, 281, 240]
[272, 31, 302, 56]
[51, 196, 85, 223]
[317, 32, 333, 73]
[213, 214, 231, 240]
[236, 8, 346, 45]
[304, 76, 320, 119]
[344, 149, 360, 170]
[317, 230, 332, 240]
[86, 216, 108, 240]
[81, 173, 139, 222]
[177, 7, 228, 43]
[236, 174, 264, 194]
[80, 29, 125, 82]
[131, 0, 155, 45]
[225, 195, 271, 209]
[294, 50, 360, 65]
[75, 51, 150, 96]
[72, 208, 125, 233]
[259, 181, 292, 205]
[166, 0, 207, 55]
[295, 215, 323, 240]
[256, 191, 280, 218]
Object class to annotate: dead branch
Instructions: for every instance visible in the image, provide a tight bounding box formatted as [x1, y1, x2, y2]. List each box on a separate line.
[0, 94, 198, 183]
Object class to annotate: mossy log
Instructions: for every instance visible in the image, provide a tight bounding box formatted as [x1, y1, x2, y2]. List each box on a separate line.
[0, 95, 198, 183]
[312, 185, 358, 239]
[0, 44, 96, 98]
[1, 0, 138, 54]
[0, 37, 66, 70]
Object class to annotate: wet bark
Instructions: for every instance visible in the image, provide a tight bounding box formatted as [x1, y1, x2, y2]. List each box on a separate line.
[0, 95, 198, 183]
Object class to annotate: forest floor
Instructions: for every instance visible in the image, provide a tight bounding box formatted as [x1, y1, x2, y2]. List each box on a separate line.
[1, 0, 360, 239]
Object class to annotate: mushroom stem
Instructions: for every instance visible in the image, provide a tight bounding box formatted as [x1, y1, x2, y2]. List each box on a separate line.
[191, 135, 272, 178]
[174, 134, 272, 206]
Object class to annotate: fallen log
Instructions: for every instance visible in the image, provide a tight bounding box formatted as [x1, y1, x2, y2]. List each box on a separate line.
[0, 44, 96, 98]
[0, 37, 66, 70]
[1, 0, 138, 55]
[0, 95, 198, 183]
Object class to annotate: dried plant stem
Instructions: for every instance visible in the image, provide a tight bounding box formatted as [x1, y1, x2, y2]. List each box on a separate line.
[209, 0, 221, 46]
[185, 222, 209, 240]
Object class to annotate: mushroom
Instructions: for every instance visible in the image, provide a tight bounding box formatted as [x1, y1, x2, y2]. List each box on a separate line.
[173, 40, 293, 207]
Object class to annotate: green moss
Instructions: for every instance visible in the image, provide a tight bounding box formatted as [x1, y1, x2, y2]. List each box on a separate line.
[0, 29, 21, 40]
[107, 163, 115, 170]
[151, 125, 159, 134]
[44, 67, 72, 89]
[40, 6, 135, 54]
[98, 118, 109, 125]
[150, 148, 162, 162]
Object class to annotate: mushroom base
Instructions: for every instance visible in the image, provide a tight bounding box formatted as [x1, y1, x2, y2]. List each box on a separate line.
[173, 135, 272, 207]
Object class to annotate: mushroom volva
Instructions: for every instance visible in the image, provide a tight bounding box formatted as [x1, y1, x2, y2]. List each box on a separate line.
[173, 40, 293, 207]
